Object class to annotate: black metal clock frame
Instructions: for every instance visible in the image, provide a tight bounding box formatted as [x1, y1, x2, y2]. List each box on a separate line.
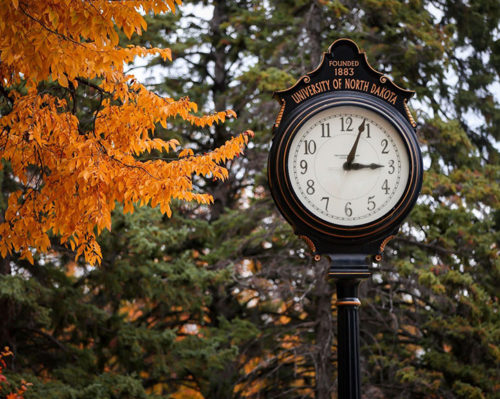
[269, 92, 421, 255]
[268, 41, 423, 265]
[267, 39, 423, 399]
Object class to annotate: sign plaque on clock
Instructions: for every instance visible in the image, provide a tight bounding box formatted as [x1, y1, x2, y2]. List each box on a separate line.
[268, 38, 423, 275]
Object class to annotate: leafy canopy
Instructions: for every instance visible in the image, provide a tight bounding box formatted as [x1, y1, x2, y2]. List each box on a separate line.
[0, 0, 252, 265]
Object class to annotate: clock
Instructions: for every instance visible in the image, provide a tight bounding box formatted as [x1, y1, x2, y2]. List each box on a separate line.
[288, 99, 410, 227]
[268, 41, 422, 395]
[267, 39, 422, 260]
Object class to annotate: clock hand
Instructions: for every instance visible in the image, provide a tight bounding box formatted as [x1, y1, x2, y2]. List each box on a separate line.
[348, 162, 384, 170]
[343, 119, 365, 170]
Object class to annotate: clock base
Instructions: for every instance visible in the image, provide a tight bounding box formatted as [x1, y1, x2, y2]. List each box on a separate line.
[298, 226, 399, 266]
[328, 254, 371, 279]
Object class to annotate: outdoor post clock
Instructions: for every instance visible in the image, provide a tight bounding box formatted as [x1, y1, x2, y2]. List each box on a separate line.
[268, 38, 422, 275]
[268, 37, 422, 399]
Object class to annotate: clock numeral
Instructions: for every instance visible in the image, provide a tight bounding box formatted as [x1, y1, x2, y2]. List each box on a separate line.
[321, 123, 331, 137]
[388, 159, 395, 174]
[321, 196, 329, 211]
[303, 140, 317, 155]
[366, 123, 371, 138]
[367, 195, 376, 211]
[341, 116, 353, 132]
[344, 201, 353, 217]
[381, 139, 389, 154]
[300, 159, 308, 174]
[382, 179, 390, 195]
[306, 179, 315, 195]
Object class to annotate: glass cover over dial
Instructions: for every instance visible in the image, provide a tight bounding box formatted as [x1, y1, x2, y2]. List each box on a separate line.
[287, 105, 410, 226]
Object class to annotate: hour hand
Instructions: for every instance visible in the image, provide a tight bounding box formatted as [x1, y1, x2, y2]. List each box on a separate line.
[345, 162, 384, 170]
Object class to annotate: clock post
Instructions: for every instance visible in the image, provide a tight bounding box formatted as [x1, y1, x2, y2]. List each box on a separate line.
[267, 39, 423, 398]
[330, 255, 370, 399]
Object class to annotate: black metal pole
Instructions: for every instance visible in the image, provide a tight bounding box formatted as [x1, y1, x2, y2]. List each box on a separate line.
[336, 278, 361, 399]
[328, 254, 370, 399]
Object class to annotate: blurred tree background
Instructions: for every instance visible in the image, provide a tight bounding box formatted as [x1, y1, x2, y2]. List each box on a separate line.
[1, 0, 499, 398]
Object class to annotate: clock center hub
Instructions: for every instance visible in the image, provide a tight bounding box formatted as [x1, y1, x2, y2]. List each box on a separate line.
[315, 135, 382, 201]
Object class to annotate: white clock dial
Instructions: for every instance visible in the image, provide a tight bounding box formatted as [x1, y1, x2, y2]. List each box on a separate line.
[287, 105, 410, 226]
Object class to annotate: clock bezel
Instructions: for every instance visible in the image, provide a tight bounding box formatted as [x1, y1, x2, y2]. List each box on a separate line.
[268, 91, 422, 244]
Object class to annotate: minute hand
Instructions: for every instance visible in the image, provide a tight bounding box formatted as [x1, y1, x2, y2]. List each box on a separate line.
[344, 119, 366, 169]
[348, 162, 384, 170]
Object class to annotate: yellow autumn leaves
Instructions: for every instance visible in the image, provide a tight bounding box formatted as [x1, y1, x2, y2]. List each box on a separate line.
[0, 0, 252, 265]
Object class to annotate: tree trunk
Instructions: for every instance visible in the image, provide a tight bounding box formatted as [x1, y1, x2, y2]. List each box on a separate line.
[209, 0, 231, 221]
[305, 1, 324, 69]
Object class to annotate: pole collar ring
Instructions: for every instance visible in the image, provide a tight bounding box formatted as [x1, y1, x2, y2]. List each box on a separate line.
[336, 298, 361, 307]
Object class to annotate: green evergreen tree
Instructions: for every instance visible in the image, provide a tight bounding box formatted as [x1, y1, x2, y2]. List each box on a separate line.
[126, 1, 500, 397]
[1, 1, 498, 398]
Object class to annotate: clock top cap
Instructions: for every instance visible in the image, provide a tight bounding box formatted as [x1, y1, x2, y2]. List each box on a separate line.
[273, 38, 416, 130]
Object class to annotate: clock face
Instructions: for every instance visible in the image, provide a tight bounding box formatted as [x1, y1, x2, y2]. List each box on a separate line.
[287, 105, 410, 227]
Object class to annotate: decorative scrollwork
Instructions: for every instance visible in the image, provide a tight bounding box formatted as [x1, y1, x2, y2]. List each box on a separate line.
[274, 99, 286, 129]
[403, 99, 417, 127]
[379, 235, 396, 254]
[298, 235, 316, 252]
[299, 235, 320, 260]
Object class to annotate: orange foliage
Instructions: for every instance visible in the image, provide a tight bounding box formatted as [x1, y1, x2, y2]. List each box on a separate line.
[0, 0, 252, 265]
[170, 386, 205, 399]
[0, 347, 31, 398]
